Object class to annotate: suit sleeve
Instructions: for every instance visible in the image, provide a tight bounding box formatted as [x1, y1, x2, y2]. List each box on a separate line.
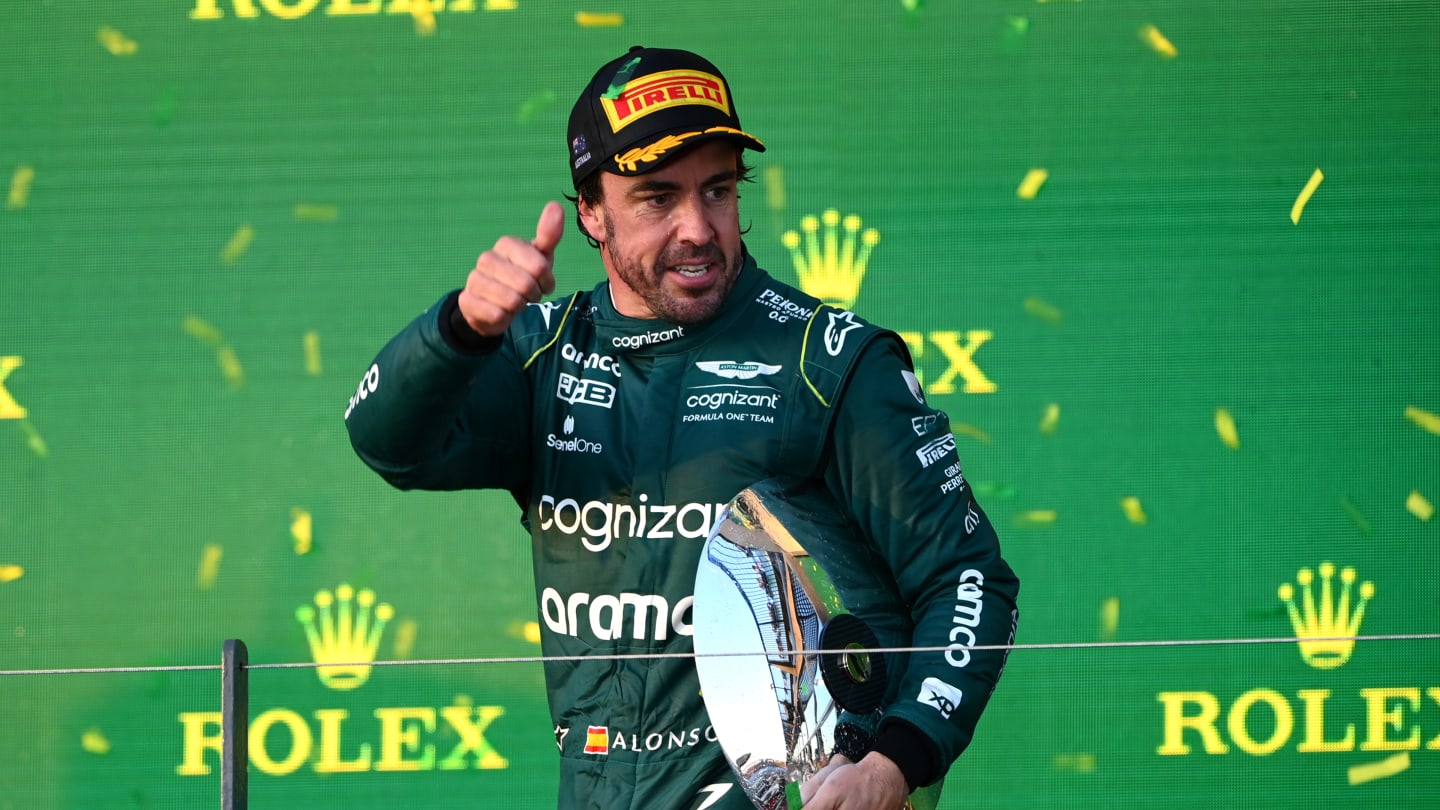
[822, 336, 1019, 787]
[343, 291, 532, 496]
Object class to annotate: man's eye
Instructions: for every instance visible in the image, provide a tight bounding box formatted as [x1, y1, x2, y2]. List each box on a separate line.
[705, 186, 732, 201]
[645, 194, 671, 207]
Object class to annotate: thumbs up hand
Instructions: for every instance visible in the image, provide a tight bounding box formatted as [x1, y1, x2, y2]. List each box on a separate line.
[457, 201, 564, 337]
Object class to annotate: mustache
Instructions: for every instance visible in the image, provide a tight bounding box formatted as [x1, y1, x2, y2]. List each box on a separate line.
[658, 245, 725, 267]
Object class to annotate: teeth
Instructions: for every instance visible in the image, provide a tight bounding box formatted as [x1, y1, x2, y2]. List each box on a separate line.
[675, 264, 708, 276]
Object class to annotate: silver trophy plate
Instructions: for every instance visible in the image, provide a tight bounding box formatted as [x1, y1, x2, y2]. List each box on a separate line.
[694, 480, 937, 810]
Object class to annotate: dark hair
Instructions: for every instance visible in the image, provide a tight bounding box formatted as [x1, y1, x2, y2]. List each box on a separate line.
[564, 152, 756, 249]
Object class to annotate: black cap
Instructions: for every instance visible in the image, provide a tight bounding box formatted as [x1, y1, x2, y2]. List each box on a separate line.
[567, 46, 765, 188]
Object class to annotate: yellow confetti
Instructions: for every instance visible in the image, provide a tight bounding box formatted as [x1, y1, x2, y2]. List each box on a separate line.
[0, 355, 27, 419]
[523, 621, 541, 644]
[216, 346, 245, 388]
[1015, 509, 1056, 527]
[1039, 403, 1060, 434]
[0, 564, 23, 583]
[408, 0, 436, 35]
[1404, 405, 1440, 435]
[1139, 24, 1177, 58]
[293, 203, 338, 222]
[1099, 597, 1119, 640]
[221, 225, 253, 265]
[7, 165, 34, 209]
[1348, 751, 1410, 785]
[575, 11, 623, 26]
[1407, 491, 1434, 522]
[81, 727, 111, 755]
[392, 618, 418, 658]
[952, 423, 992, 443]
[1051, 753, 1096, 773]
[763, 165, 786, 212]
[1290, 168, 1324, 225]
[483, 0, 517, 9]
[97, 26, 138, 56]
[1121, 496, 1147, 524]
[197, 544, 223, 590]
[1215, 408, 1240, 449]
[303, 331, 323, 376]
[182, 315, 224, 347]
[1016, 168, 1048, 200]
[1023, 297, 1063, 324]
[290, 507, 313, 554]
[20, 421, 47, 457]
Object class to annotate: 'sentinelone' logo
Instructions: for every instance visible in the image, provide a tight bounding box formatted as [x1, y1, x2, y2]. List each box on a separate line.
[1277, 562, 1375, 670]
[782, 209, 880, 310]
[296, 583, 394, 690]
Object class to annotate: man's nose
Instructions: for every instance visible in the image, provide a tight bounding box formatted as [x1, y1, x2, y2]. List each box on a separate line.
[672, 194, 715, 245]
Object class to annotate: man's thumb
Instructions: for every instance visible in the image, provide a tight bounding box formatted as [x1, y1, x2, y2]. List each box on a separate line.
[533, 201, 565, 255]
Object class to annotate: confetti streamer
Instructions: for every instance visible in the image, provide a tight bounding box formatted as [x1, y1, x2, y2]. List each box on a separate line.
[97, 26, 138, 56]
[7, 165, 34, 209]
[221, 225, 253, 265]
[392, 618, 418, 658]
[1290, 168, 1324, 225]
[1139, 24, 1177, 58]
[1051, 753, 1096, 774]
[1016, 168, 1048, 200]
[523, 621, 541, 644]
[577, 11, 624, 28]
[408, 0, 437, 35]
[0, 355, 26, 419]
[1015, 509, 1056, 528]
[1214, 408, 1240, 449]
[1348, 751, 1410, 786]
[81, 728, 112, 755]
[1099, 597, 1119, 640]
[1408, 491, 1434, 522]
[197, 544, 223, 590]
[1340, 496, 1372, 535]
[20, 420, 48, 457]
[952, 423, 992, 443]
[1023, 296, 1063, 324]
[484, 0, 518, 9]
[1039, 403, 1060, 434]
[182, 315, 224, 347]
[1002, 16, 1029, 53]
[1404, 405, 1440, 435]
[290, 508, 313, 554]
[0, 564, 23, 583]
[303, 331, 323, 376]
[517, 90, 556, 124]
[1121, 497, 1147, 524]
[293, 204, 338, 222]
[974, 481, 1018, 500]
[763, 165, 786, 212]
[216, 346, 245, 388]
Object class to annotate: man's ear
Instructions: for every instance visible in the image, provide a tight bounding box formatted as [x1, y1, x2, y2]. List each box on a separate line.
[578, 196, 608, 246]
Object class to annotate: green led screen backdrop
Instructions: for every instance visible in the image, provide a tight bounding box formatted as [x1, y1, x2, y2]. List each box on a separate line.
[2, 1, 1437, 807]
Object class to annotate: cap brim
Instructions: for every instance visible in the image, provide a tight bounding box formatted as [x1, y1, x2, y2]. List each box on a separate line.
[610, 126, 766, 176]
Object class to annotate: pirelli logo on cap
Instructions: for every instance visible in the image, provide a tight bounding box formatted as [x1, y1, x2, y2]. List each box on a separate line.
[600, 69, 730, 133]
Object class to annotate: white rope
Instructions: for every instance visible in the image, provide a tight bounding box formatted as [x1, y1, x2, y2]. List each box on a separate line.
[1, 633, 1433, 677]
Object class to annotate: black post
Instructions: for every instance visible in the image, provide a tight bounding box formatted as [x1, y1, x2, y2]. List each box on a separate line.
[222, 638, 249, 810]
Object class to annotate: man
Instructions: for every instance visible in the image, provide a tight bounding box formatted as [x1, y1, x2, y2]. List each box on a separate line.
[345, 46, 1018, 810]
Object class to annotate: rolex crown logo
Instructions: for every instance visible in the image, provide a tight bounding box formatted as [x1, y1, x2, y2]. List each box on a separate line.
[782, 209, 880, 310]
[1276, 562, 1374, 670]
[295, 583, 394, 690]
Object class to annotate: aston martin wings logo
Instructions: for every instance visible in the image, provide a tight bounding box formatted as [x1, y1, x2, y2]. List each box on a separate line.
[695, 360, 783, 380]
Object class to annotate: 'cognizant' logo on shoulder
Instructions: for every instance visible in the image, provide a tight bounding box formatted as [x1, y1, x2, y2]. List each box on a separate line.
[536, 494, 727, 552]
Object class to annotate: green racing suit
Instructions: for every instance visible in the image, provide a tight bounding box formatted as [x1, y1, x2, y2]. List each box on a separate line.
[344, 252, 1020, 809]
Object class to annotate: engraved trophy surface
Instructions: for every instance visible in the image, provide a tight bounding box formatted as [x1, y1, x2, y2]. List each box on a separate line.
[694, 479, 937, 810]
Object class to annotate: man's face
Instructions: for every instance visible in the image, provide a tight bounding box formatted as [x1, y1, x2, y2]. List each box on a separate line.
[580, 140, 745, 325]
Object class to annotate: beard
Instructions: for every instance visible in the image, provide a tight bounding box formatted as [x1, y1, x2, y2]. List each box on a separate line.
[603, 216, 742, 325]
